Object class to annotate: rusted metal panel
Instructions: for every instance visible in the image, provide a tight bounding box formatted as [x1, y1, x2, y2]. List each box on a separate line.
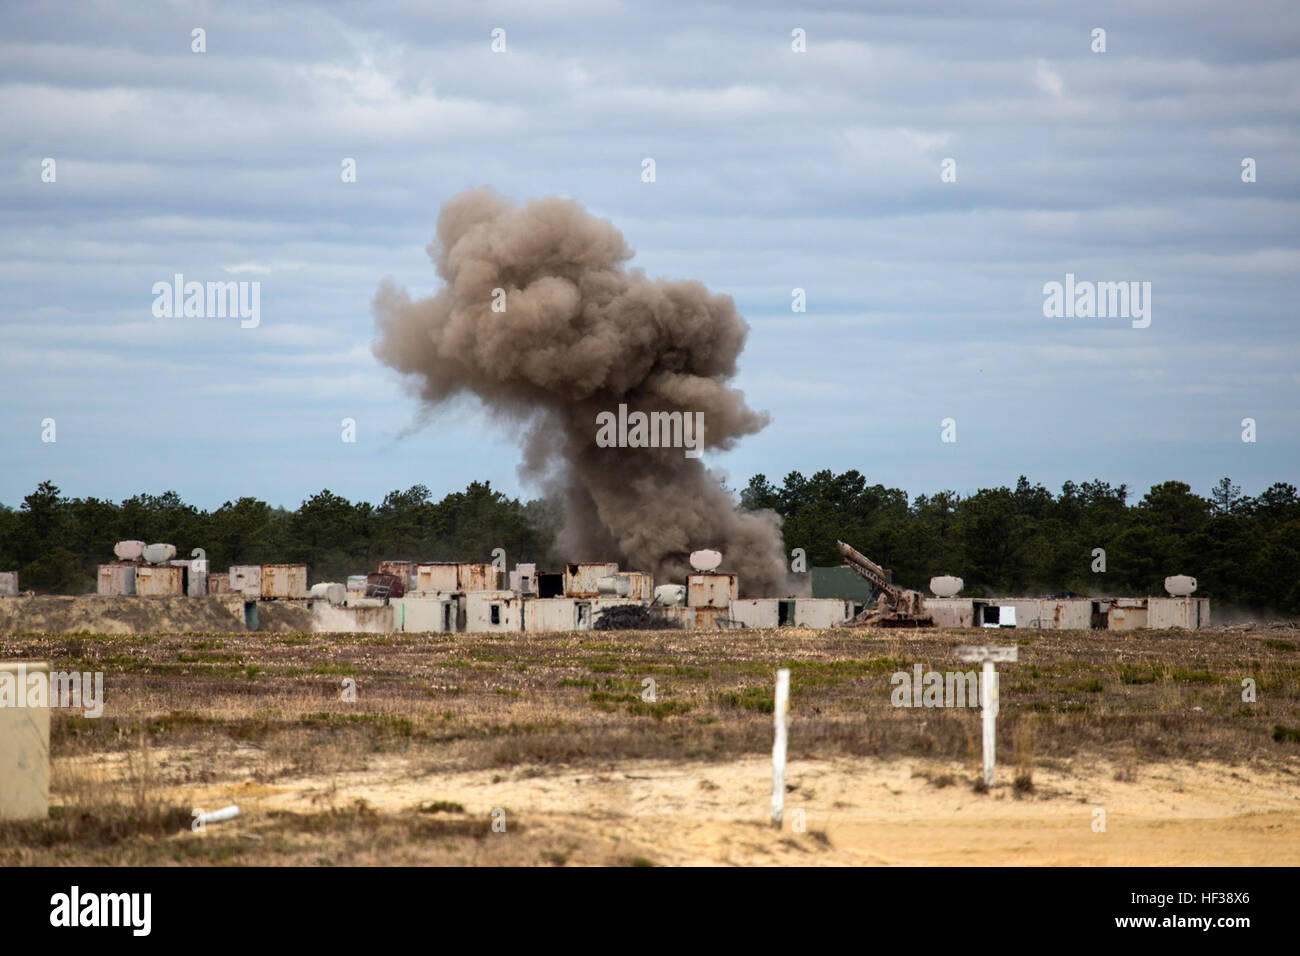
[260, 564, 308, 599]
[687, 573, 738, 608]
[621, 572, 653, 603]
[1108, 598, 1148, 631]
[564, 562, 620, 598]
[694, 606, 740, 630]
[134, 564, 184, 597]
[364, 572, 405, 599]
[207, 573, 235, 595]
[457, 563, 498, 592]
[378, 560, 415, 590]
[1147, 596, 1210, 630]
[97, 563, 137, 596]
[656, 606, 697, 629]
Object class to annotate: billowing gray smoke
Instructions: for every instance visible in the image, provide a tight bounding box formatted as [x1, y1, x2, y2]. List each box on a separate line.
[372, 188, 787, 596]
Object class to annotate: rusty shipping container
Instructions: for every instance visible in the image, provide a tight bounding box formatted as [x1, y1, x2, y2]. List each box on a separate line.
[416, 563, 458, 592]
[564, 562, 620, 598]
[260, 564, 308, 599]
[97, 563, 137, 596]
[208, 573, 235, 596]
[377, 560, 415, 589]
[456, 562, 498, 591]
[0, 571, 17, 597]
[134, 564, 184, 597]
[414, 562, 499, 592]
[687, 573, 738, 608]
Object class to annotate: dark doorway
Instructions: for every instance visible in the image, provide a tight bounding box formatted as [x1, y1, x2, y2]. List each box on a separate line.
[778, 600, 796, 626]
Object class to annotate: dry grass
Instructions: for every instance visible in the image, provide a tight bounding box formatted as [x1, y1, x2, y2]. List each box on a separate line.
[1, 624, 1297, 864]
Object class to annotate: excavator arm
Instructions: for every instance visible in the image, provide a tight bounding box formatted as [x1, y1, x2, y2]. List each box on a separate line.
[834, 540, 934, 628]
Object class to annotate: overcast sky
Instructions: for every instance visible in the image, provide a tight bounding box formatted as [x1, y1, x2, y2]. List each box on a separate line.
[2, 0, 1297, 511]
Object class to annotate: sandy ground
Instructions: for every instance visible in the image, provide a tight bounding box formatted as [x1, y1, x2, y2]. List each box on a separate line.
[171, 752, 1300, 866]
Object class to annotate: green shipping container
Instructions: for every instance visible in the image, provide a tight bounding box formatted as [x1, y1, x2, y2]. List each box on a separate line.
[811, 566, 880, 608]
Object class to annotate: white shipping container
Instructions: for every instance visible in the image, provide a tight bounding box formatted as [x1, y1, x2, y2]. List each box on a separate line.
[230, 565, 261, 598]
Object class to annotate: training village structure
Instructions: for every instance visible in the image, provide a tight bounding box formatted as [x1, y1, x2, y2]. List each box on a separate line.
[44, 541, 1216, 635]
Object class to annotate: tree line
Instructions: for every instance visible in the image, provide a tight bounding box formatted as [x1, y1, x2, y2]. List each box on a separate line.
[2, 472, 1297, 611]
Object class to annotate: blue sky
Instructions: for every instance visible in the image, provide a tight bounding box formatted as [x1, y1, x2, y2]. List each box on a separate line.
[2, 0, 1297, 510]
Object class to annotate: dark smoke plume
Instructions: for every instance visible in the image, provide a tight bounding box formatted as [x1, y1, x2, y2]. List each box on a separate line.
[372, 188, 787, 595]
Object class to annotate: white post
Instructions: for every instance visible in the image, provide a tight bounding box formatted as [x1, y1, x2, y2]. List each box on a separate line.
[981, 659, 997, 788]
[956, 645, 1017, 791]
[771, 668, 790, 828]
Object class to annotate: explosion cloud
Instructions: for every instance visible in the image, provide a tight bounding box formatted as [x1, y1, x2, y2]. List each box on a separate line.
[372, 188, 787, 595]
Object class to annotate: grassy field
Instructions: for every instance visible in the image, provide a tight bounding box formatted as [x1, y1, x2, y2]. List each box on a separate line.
[2, 625, 1298, 865]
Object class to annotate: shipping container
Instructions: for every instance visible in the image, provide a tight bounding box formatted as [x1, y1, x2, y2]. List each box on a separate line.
[729, 598, 780, 628]
[509, 562, 538, 595]
[621, 572, 654, 602]
[97, 563, 137, 596]
[208, 573, 235, 596]
[134, 564, 184, 597]
[926, 597, 975, 628]
[694, 606, 740, 630]
[1147, 596, 1210, 630]
[564, 562, 620, 598]
[229, 566, 261, 599]
[415, 562, 499, 592]
[792, 598, 853, 628]
[0, 571, 19, 597]
[687, 573, 738, 608]
[260, 564, 308, 599]
[377, 560, 415, 591]
[465, 590, 522, 632]
[522, 597, 584, 632]
[392, 596, 459, 633]
[1108, 598, 1148, 631]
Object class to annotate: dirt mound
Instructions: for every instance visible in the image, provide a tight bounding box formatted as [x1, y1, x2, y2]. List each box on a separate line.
[0, 595, 246, 635]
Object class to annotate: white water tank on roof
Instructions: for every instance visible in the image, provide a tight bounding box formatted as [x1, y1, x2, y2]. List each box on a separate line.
[1164, 575, 1197, 597]
[142, 543, 177, 565]
[930, 576, 964, 598]
[597, 575, 631, 597]
[654, 584, 687, 607]
[114, 540, 145, 561]
[689, 549, 722, 572]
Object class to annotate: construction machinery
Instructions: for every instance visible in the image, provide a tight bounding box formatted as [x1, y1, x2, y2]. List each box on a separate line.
[834, 540, 933, 627]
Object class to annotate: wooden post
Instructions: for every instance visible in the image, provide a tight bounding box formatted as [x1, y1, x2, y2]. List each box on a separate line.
[771, 668, 790, 828]
[981, 659, 996, 787]
[956, 646, 1017, 789]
